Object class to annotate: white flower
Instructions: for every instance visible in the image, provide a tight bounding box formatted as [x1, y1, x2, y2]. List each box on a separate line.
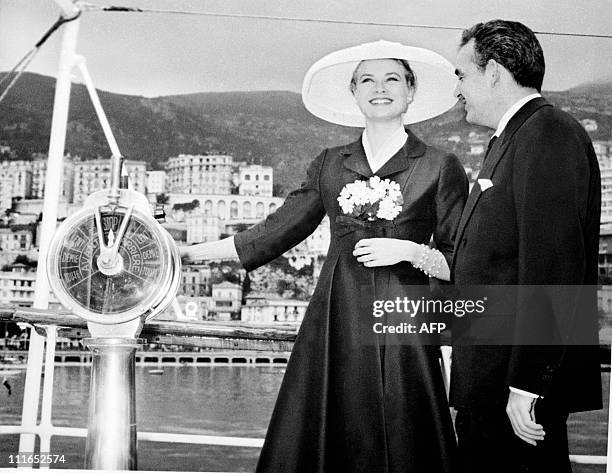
[376, 197, 402, 220]
[338, 177, 403, 221]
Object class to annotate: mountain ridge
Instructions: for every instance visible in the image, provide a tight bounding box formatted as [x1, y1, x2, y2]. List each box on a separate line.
[1, 72, 610, 194]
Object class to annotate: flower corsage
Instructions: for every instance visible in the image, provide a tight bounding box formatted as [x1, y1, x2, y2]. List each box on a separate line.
[337, 176, 403, 221]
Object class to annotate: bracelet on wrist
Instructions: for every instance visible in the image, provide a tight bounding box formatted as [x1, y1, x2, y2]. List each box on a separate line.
[412, 243, 442, 278]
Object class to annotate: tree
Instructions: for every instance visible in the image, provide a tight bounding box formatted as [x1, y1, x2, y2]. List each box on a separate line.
[156, 193, 170, 204]
[13, 255, 36, 268]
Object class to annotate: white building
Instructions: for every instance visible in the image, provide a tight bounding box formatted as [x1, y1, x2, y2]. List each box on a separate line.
[72, 159, 147, 204]
[595, 141, 612, 225]
[241, 294, 308, 324]
[146, 170, 167, 195]
[186, 212, 223, 244]
[0, 264, 60, 308]
[166, 154, 233, 195]
[237, 164, 273, 196]
[180, 263, 212, 297]
[30, 154, 75, 202]
[14, 198, 71, 220]
[0, 225, 35, 252]
[168, 193, 283, 223]
[305, 216, 330, 256]
[0, 160, 32, 200]
[0, 174, 12, 211]
[211, 281, 242, 321]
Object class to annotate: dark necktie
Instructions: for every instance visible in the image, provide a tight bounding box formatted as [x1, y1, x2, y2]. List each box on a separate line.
[483, 135, 498, 163]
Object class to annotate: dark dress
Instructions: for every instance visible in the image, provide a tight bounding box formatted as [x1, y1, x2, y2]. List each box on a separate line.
[234, 130, 468, 473]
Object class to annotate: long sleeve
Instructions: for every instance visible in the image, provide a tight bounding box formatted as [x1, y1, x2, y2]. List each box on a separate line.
[433, 154, 469, 268]
[506, 112, 600, 396]
[234, 150, 328, 271]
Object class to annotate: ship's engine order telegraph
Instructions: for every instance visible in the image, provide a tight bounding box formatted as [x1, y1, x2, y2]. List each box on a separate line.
[47, 156, 180, 336]
[47, 154, 181, 470]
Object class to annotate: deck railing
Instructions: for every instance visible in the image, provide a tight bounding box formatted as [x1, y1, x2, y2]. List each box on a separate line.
[0, 307, 607, 469]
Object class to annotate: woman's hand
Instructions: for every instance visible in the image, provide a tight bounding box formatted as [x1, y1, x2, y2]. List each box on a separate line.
[353, 238, 417, 267]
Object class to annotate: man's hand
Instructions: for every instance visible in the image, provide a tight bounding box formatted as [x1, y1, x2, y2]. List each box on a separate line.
[506, 391, 546, 446]
[353, 238, 415, 267]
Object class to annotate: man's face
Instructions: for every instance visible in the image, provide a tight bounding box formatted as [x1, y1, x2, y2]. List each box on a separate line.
[454, 40, 491, 127]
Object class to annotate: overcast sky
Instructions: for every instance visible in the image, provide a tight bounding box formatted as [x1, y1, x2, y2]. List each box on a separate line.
[1, 0, 611, 97]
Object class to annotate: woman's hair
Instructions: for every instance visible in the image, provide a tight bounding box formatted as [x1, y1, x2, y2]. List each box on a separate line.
[349, 59, 416, 94]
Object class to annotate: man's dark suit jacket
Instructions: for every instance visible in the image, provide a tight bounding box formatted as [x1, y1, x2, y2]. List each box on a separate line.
[450, 97, 602, 413]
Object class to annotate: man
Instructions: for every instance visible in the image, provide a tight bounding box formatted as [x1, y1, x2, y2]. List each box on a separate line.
[450, 20, 602, 472]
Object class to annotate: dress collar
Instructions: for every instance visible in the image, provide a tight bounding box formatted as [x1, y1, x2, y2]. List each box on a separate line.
[361, 126, 408, 173]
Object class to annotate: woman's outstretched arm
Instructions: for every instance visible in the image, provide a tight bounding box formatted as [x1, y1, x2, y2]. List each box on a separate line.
[181, 149, 327, 271]
[181, 236, 239, 263]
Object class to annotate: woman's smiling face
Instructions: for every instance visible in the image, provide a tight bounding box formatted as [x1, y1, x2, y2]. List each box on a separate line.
[351, 59, 414, 124]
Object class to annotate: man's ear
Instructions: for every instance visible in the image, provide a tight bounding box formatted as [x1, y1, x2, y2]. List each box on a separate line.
[485, 59, 501, 87]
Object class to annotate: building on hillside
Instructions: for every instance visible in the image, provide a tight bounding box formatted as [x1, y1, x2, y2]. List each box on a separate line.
[241, 293, 308, 324]
[168, 193, 283, 223]
[30, 153, 76, 202]
[0, 264, 61, 308]
[595, 141, 612, 225]
[72, 159, 146, 204]
[0, 225, 35, 252]
[180, 263, 212, 297]
[237, 164, 273, 196]
[0, 160, 32, 200]
[166, 154, 233, 195]
[211, 281, 242, 321]
[0, 175, 12, 211]
[186, 213, 223, 244]
[146, 170, 167, 196]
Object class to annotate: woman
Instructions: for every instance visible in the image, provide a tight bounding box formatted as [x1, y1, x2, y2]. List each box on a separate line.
[182, 40, 468, 473]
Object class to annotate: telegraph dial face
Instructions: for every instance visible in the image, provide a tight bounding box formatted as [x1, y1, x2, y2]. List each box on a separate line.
[49, 204, 175, 323]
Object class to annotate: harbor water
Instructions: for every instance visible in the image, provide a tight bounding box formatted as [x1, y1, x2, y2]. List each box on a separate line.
[0, 366, 609, 471]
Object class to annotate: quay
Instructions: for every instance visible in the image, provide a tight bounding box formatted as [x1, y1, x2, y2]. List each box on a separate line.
[1, 350, 290, 367]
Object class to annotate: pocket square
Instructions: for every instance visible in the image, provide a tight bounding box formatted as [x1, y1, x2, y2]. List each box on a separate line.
[477, 179, 493, 191]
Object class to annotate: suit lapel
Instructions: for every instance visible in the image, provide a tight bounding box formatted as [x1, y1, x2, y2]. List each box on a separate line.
[342, 140, 372, 178]
[341, 129, 425, 179]
[452, 97, 551, 270]
[376, 130, 426, 178]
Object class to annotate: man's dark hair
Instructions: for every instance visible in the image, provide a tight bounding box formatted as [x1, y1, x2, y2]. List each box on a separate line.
[461, 20, 545, 92]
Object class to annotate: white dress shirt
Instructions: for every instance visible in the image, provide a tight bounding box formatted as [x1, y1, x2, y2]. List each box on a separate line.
[362, 126, 408, 173]
[493, 93, 542, 138]
[495, 93, 542, 400]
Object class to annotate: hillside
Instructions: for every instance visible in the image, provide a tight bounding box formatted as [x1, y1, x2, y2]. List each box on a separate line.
[0, 72, 610, 194]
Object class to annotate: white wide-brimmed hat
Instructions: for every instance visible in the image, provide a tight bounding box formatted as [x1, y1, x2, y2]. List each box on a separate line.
[302, 40, 458, 127]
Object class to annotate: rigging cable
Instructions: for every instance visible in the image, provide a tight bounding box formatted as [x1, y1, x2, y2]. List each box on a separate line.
[0, 11, 81, 105]
[80, 3, 612, 40]
[1, 2, 610, 105]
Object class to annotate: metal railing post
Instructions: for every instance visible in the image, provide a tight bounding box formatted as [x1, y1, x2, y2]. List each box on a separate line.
[84, 338, 142, 470]
[19, 6, 81, 458]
